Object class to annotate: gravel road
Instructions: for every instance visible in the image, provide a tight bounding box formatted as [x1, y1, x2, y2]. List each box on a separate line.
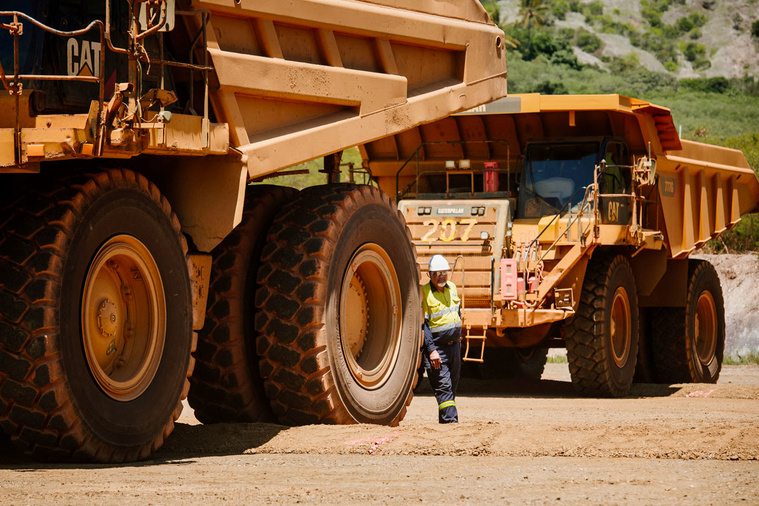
[2, 363, 757, 504]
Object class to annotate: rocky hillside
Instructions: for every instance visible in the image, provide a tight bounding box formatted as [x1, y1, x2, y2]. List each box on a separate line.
[497, 0, 759, 79]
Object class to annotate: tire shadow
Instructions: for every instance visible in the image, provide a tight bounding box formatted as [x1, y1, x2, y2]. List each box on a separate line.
[0, 422, 287, 469]
[415, 375, 681, 399]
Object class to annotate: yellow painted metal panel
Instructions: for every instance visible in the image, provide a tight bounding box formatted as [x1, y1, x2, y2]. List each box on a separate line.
[0, 129, 16, 167]
[189, 0, 507, 179]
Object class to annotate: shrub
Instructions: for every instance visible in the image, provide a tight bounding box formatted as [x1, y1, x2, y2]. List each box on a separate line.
[680, 77, 730, 94]
[575, 28, 603, 53]
[682, 41, 706, 62]
[610, 53, 640, 73]
[676, 16, 694, 32]
[732, 13, 743, 31]
[690, 13, 708, 28]
[642, 7, 662, 27]
[551, 49, 581, 69]
[689, 27, 702, 39]
[551, 0, 570, 20]
[588, 1, 604, 16]
[558, 27, 575, 41]
[533, 80, 569, 95]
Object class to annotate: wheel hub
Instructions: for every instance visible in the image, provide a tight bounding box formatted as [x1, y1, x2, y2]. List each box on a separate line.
[339, 244, 402, 390]
[610, 286, 631, 368]
[344, 275, 369, 359]
[81, 235, 166, 402]
[695, 291, 717, 366]
[96, 299, 119, 339]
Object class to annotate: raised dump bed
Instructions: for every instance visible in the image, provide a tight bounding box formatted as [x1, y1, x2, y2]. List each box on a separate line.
[0, 0, 507, 462]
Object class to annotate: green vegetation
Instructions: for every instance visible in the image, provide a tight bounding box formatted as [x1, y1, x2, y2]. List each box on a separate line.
[254, 148, 367, 190]
[546, 355, 568, 364]
[723, 353, 759, 365]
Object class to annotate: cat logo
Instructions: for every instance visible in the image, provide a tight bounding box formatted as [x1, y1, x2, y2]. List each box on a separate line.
[608, 200, 620, 222]
[66, 38, 101, 77]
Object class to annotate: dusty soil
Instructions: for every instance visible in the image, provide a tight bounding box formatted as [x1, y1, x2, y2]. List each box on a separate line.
[1, 363, 758, 504]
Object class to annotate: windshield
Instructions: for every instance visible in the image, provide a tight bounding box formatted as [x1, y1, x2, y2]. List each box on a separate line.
[518, 142, 599, 218]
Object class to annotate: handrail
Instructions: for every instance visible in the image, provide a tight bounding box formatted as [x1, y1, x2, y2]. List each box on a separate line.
[536, 184, 596, 265]
[524, 159, 637, 265]
[522, 183, 590, 263]
[0, 1, 213, 162]
[395, 139, 511, 200]
[451, 254, 466, 312]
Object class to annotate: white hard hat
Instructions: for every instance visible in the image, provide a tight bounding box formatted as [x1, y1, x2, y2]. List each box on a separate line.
[428, 254, 450, 272]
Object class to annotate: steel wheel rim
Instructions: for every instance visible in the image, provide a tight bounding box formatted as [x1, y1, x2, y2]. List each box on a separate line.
[695, 290, 718, 366]
[339, 244, 402, 390]
[81, 235, 166, 401]
[610, 286, 631, 368]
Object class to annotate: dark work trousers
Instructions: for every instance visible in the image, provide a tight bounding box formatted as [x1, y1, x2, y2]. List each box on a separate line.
[423, 341, 461, 423]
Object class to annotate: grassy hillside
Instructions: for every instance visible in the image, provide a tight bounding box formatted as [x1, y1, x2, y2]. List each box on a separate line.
[495, 0, 759, 78]
[486, 0, 759, 251]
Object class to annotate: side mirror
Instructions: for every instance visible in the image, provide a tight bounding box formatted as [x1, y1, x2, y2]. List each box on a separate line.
[139, 0, 176, 32]
[634, 156, 656, 186]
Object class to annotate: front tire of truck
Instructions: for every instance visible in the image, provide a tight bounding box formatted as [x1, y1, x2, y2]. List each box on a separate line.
[189, 185, 297, 423]
[256, 184, 421, 426]
[0, 170, 194, 462]
[651, 260, 725, 384]
[564, 254, 639, 397]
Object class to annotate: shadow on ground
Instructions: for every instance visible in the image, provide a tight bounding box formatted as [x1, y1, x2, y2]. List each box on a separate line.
[415, 376, 681, 399]
[0, 422, 287, 469]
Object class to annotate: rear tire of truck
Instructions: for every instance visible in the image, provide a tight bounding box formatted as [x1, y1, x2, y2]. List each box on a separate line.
[651, 260, 724, 384]
[0, 170, 194, 462]
[256, 184, 421, 426]
[564, 254, 639, 397]
[189, 185, 297, 423]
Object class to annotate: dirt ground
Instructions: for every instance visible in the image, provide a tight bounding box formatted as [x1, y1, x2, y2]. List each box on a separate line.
[1, 362, 758, 504]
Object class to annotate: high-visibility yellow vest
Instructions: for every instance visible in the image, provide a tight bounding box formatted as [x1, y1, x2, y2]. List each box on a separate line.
[422, 282, 461, 334]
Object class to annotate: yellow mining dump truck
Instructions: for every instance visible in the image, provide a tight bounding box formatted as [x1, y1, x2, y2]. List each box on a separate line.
[0, 0, 506, 461]
[361, 93, 759, 397]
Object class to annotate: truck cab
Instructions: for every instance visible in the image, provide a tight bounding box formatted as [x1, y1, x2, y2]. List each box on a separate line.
[518, 137, 632, 223]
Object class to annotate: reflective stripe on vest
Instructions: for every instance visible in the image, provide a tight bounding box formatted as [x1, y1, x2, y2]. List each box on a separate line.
[429, 305, 460, 320]
[430, 321, 462, 335]
[422, 282, 461, 331]
[439, 400, 456, 410]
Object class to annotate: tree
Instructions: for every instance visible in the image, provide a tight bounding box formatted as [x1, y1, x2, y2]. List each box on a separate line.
[518, 0, 549, 59]
[480, 0, 500, 24]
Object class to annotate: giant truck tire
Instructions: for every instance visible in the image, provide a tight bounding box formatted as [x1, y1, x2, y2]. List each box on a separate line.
[564, 254, 639, 397]
[189, 185, 297, 423]
[255, 184, 421, 426]
[0, 169, 194, 462]
[651, 260, 725, 384]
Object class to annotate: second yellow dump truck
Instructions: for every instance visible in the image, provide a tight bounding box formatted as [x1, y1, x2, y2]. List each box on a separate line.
[362, 93, 759, 397]
[0, 0, 506, 461]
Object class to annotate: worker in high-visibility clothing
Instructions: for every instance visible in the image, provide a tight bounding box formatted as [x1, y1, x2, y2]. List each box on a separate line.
[422, 254, 462, 423]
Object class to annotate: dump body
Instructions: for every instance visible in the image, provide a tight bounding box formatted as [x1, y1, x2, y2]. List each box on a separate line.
[0, 0, 508, 462]
[363, 93, 758, 394]
[0, 0, 507, 250]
